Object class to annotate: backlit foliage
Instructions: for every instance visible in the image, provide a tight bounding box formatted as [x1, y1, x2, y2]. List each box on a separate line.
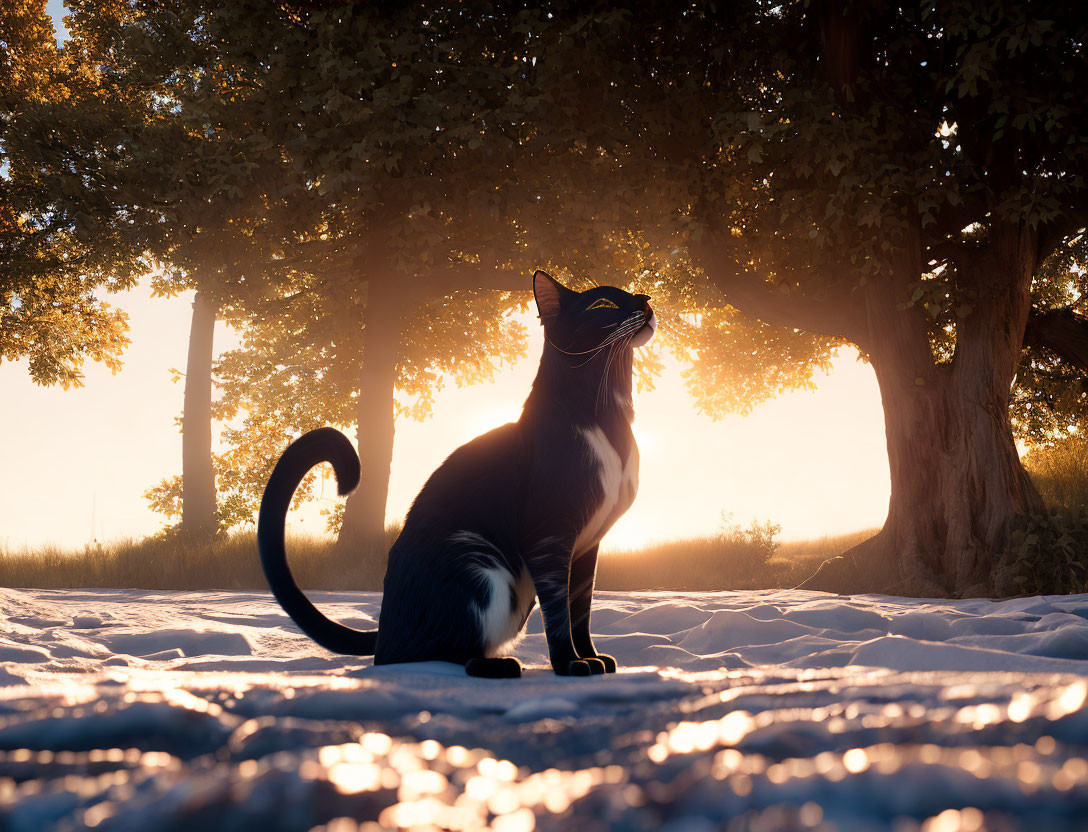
[0, 0, 137, 386]
[1013, 234, 1088, 443]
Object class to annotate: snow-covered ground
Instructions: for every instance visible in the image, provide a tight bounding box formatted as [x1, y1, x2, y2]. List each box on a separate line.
[1, 587, 1087, 831]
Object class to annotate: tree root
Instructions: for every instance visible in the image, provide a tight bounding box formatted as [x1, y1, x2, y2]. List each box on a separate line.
[794, 529, 952, 598]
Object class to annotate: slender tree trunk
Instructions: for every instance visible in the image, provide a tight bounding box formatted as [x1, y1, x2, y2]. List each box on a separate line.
[181, 290, 218, 539]
[802, 224, 1045, 596]
[338, 282, 404, 551]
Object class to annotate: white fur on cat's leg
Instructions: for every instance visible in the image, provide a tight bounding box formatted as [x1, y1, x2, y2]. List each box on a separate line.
[472, 562, 534, 656]
[451, 530, 536, 655]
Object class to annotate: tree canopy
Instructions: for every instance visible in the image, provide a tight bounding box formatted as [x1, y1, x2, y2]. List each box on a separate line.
[114, 1, 586, 535]
[0, 0, 142, 386]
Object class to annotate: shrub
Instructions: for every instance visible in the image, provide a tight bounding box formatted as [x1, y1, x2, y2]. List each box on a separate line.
[598, 515, 789, 591]
[996, 508, 1088, 596]
[997, 436, 1088, 596]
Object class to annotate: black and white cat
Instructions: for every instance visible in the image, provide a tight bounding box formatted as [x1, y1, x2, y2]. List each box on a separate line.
[257, 270, 655, 677]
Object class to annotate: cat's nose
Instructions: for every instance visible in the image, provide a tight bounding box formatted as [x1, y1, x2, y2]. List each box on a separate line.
[634, 294, 651, 311]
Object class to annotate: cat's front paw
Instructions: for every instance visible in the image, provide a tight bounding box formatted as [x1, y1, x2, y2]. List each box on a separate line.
[579, 652, 618, 673]
[593, 653, 617, 673]
[557, 659, 594, 676]
[582, 657, 606, 674]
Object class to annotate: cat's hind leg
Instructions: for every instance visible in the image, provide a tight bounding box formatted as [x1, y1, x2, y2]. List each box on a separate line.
[465, 657, 522, 678]
[450, 532, 535, 677]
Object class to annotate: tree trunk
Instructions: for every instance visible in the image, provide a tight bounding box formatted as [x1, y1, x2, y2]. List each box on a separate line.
[338, 282, 404, 551]
[800, 224, 1045, 597]
[858, 363, 1044, 597]
[181, 291, 218, 539]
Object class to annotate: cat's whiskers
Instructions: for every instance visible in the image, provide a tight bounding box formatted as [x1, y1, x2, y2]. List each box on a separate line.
[600, 333, 636, 414]
[557, 313, 644, 364]
[594, 341, 620, 413]
[593, 316, 642, 415]
[570, 324, 629, 369]
[571, 350, 601, 369]
[603, 313, 645, 341]
[593, 317, 643, 356]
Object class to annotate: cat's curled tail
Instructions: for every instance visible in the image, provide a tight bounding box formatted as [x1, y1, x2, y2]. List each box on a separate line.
[257, 427, 378, 655]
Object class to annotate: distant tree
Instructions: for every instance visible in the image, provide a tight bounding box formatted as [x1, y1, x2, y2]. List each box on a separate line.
[48, 0, 304, 539]
[132, 1, 567, 547]
[193, 288, 528, 534]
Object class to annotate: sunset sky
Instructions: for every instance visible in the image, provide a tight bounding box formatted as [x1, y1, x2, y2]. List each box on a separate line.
[0, 282, 891, 551]
[0, 5, 892, 552]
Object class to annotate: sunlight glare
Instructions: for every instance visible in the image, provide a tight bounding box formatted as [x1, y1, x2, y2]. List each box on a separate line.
[601, 514, 653, 553]
[466, 407, 522, 442]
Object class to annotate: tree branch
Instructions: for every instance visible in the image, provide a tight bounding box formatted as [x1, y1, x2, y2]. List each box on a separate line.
[926, 192, 989, 242]
[1024, 307, 1088, 375]
[420, 262, 530, 295]
[1037, 214, 1088, 270]
[687, 233, 865, 342]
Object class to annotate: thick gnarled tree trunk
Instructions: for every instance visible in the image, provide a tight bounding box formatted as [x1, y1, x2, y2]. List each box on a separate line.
[338, 282, 404, 552]
[859, 363, 1044, 596]
[181, 291, 218, 539]
[798, 224, 1046, 596]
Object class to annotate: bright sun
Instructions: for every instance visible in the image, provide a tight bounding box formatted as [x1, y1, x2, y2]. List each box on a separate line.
[466, 407, 523, 442]
[602, 514, 653, 553]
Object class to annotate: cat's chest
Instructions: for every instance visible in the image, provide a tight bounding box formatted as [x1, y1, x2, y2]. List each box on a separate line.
[573, 425, 639, 556]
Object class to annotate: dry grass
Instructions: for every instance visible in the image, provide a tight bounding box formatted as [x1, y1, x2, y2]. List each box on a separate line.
[776, 528, 881, 563]
[0, 531, 391, 592]
[1024, 436, 1088, 512]
[7, 438, 1082, 594]
[598, 537, 801, 591]
[599, 527, 877, 591]
[0, 524, 875, 592]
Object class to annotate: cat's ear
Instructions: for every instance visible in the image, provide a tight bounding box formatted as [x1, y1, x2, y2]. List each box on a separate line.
[533, 270, 571, 319]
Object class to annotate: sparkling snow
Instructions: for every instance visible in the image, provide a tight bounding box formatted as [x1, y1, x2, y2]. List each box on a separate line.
[1, 587, 1087, 830]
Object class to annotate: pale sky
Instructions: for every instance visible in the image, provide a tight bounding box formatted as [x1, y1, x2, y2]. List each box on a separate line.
[4, 5, 892, 551]
[0, 283, 891, 551]
[46, 0, 68, 41]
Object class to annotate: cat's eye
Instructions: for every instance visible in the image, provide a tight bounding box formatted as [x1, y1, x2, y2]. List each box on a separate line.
[586, 298, 620, 311]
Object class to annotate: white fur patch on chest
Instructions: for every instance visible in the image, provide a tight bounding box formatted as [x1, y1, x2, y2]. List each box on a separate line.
[573, 426, 639, 556]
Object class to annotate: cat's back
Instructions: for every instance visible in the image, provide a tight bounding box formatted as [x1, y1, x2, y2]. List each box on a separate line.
[399, 421, 528, 534]
[431, 420, 526, 487]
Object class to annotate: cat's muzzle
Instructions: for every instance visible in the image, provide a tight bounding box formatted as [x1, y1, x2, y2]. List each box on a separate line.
[630, 309, 656, 347]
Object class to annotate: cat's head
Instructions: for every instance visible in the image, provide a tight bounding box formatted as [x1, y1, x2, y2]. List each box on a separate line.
[533, 270, 656, 356]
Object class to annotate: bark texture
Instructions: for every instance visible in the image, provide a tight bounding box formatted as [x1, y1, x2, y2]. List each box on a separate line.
[181, 291, 218, 539]
[338, 282, 405, 550]
[799, 225, 1047, 596]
